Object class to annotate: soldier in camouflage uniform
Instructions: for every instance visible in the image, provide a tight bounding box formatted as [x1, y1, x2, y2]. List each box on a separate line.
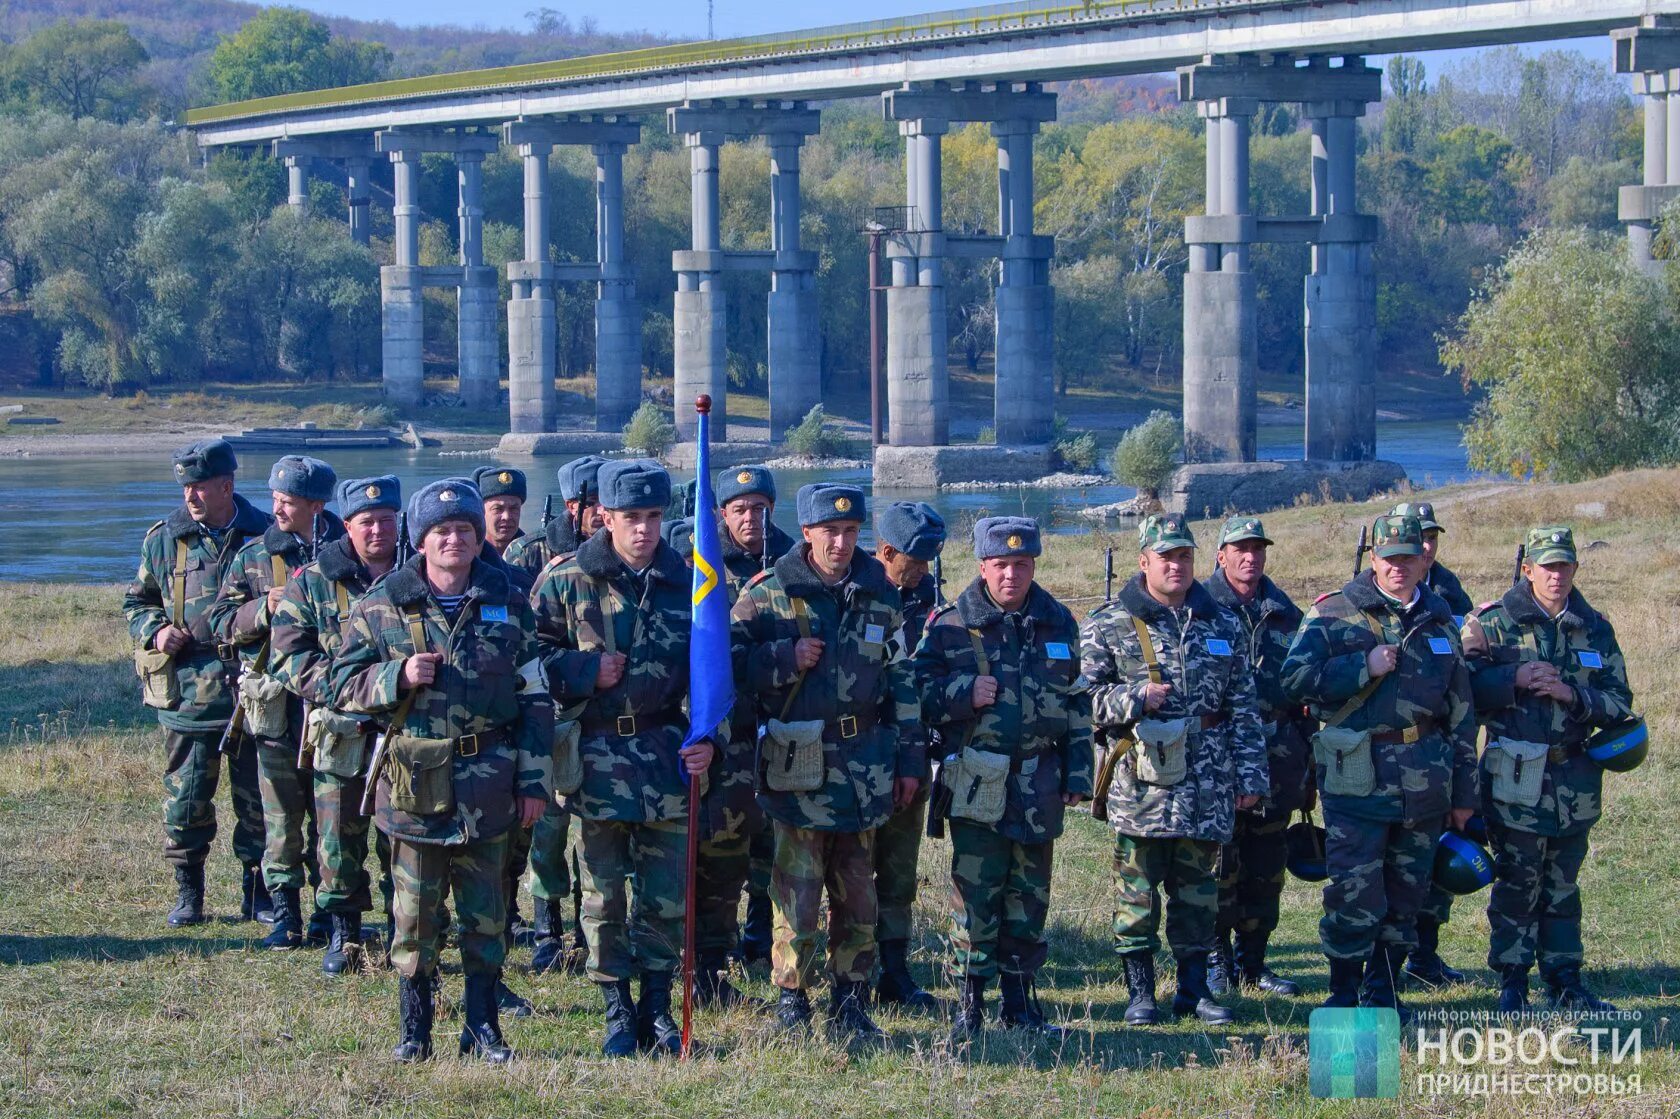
[329, 479, 553, 1064]
[730, 483, 921, 1040]
[1388, 500, 1476, 988]
[123, 439, 271, 927]
[210, 455, 344, 952]
[509, 455, 605, 974]
[1465, 526, 1633, 1014]
[871, 500, 947, 1012]
[915, 517, 1091, 1042]
[270, 475, 400, 975]
[714, 465, 795, 967]
[1282, 514, 1478, 1018]
[1081, 513, 1267, 1027]
[532, 460, 717, 1057]
[1202, 516, 1311, 998]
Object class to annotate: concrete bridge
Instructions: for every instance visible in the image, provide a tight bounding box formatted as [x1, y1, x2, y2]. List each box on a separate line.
[187, 0, 1680, 474]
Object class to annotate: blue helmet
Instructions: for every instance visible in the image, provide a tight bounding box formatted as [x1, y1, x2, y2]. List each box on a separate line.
[1586, 717, 1647, 773]
[1434, 831, 1494, 896]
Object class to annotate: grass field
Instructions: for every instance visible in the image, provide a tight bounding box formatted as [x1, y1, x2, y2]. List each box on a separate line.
[1, 471, 1676, 1117]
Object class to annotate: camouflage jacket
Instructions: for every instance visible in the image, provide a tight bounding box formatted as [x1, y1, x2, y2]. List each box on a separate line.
[720, 518, 796, 593]
[270, 536, 387, 709]
[914, 579, 1093, 843]
[482, 539, 534, 598]
[328, 556, 553, 845]
[532, 529, 709, 826]
[122, 495, 272, 732]
[1282, 571, 1478, 823]
[209, 515, 347, 672]
[730, 545, 920, 833]
[1081, 575, 1267, 843]
[886, 572, 941, 781]
[1426, 561, 1475, 621]
[1203, 569, 1314, 816]
[504, 516, 583, 580]
[1468, 584, 1634, 836]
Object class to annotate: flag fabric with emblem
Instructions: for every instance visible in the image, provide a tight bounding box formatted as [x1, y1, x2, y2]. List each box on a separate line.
[683, 408, 735, 748]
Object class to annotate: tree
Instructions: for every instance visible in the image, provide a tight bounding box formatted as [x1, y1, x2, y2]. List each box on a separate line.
[205, 9, 389, 104]
[1440, 227, 1680, 480]
[3, 20, 151, 121]
[1112, 410, 1182, 505]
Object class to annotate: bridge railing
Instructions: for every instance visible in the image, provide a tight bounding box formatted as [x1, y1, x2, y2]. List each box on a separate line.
[186, 0, 1260, 128]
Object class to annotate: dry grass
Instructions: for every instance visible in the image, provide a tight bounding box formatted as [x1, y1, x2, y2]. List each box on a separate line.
[3, 472, 1680, 1116]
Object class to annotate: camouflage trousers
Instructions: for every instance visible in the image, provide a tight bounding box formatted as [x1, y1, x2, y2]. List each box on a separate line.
[255, 740, 321, 894]
[947, 818, 1053, 979]
[1215, 810, 1290, 938]
[1418, 883, 1456, 928]
[1486, 821, 1591, 978]
[1320, 811, 1437, 961]
[388, 830, 510, 980]
[504, 822, 532, 918]
[161, 729, 265, 869]
[695, 828, 751, 956]
[311, 769, 393, 916]
[771, 821, 878, 990]
[1112, 834, 1219, 959]
[578, 818, 687, 982]
[875, 786, 928, 944]
[527, 801, 573, 902]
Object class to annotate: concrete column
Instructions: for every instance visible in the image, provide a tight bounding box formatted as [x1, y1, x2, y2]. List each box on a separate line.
[344, 157, 371, 245]
[508, 142, 555, 433]
[594, 141, 641, 432]
[992, 117, 1053, 445]
[1219, 113, 1251, 272]
[768, 136, 820, 441]
[888, 119, 948, 445]
[675, 134, 727, 441]
[1627, 71, 1675, 271]
[285, 156, 308, 216]
[455, 150, 498, 410]
[382, 149, 424, 407]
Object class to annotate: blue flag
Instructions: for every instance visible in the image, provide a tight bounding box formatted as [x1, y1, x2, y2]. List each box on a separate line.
[683, 408, 735, 748]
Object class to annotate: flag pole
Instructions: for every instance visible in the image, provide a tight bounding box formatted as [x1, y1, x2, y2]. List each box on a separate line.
[680, 393, 710, 1060]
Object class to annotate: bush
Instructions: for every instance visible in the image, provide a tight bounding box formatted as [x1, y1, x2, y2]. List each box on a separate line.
[622, 401, 677, 459]
[782, 405, 857, 459]
[1112, 410, 1182, 502]
[1052, 427, 1099, 472]
[975, 424, 997, 445]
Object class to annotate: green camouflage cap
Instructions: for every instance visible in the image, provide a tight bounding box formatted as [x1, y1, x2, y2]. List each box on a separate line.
[1389, 500, 1443, 533]
[1138, 512, 1196, 553]
[1218, 515, 1272, 547]
[1525, 525, 1577, 565]
[1371, 514, 1425, 559]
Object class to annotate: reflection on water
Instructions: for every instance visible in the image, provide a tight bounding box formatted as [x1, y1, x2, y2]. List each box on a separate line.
[0, 418, 1483, 583]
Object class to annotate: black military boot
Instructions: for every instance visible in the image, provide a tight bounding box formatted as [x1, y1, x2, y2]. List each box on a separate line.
[304, 903, 332, 949]
[322, 911, 363, 976]
[495, 971, 534, 1019]
[1405, 916, 1465, 987]
[774, 987, 814, 1033]
[599, 978, 638, 1057]
[240, 864, 274, 924]
[1360, 943, 1413, 1025]
[738, 892, 772, 965]
[166, 864, 207, 928]
[1207, 932, 1235, 997]
[949, 975, 986, 1044]
[506, 891, 531, 949]
[1497, 965, 1530, 1016]
[392, 970, 435, 1063]
[695, 949, 762, 1011]
[458, 973, 515, 1064]
[876, 939, 938, 1013]
[1235, 930, 1302, 996]
[1546, 965, 1618, 1014]
[1322, 956, 1365, 1009]
[999, 971, 1067, 1039]
[827, 980, 886, 1042]
[1122, 951, 1159, 1025]
[636, 971, 684, 1055]
[1171, 953, 1236, 1025]
[530, 898, 567, 973]
[261, 887, 303, 950]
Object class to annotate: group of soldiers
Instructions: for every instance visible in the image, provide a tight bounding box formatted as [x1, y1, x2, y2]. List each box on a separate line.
[122, 438, 1637, 1064]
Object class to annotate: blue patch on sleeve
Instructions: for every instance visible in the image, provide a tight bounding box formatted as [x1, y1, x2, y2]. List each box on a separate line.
[1206, 638, 1232, 656]
[1452, 615, 1465, 629]
[479, 605, 509, 624]
[1428, 637, 1453, 656]
[1045, 642, 1071, 661]
[864, 623, 885, 645]
[1578, 650, 1603, 669]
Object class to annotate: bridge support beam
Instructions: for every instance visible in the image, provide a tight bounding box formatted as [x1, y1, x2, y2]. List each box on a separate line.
[382, 147, 425, 408]
[285, 155, 309, 216]
[993, 108, 1056, 446]
[507, 138, 557, 433]
[595, 139, 642, 432]
[345, 157, 371, 245]
[1614, 22, 1680, 274]
[455, 149, 500, 411]
[768, 134, 821, 441]
[674, 132, 727, 442]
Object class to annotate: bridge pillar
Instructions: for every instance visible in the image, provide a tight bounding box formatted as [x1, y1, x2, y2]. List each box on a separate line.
[455, 149, 500, 410]
[768, 134, 821, 441]
[674, 132, 728, 442]
[993, 111, 1055, 446]
[595, 140, 642, 432]
[887, 117, 949, 446]
[507, 139, 556, 433]
[1303, 98, 1378, 461]
[285, 155, 309, 216]
[382, 147, 425, 408]
[1614, 23, 1680, 274]
[345, 157, 371, 245]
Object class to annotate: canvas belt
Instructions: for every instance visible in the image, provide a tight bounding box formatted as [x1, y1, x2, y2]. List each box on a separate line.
[1371, 716, 1437, 746]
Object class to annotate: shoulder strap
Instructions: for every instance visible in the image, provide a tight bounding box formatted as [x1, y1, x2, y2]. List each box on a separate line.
[383, 604, 428, 734]
[271, 553, 288, 587]
[335, 580, 351, 617]
[776, 595, 814, 721]
[172, 538, 189, 628]
[1324, 609, 1386, 728]
[1131, 616, 1162, 685]
[967, 627, 989, 676]
[593, 577, 618, 656]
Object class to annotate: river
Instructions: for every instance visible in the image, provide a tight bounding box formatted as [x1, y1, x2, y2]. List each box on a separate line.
[0, 418, 1485, 582]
